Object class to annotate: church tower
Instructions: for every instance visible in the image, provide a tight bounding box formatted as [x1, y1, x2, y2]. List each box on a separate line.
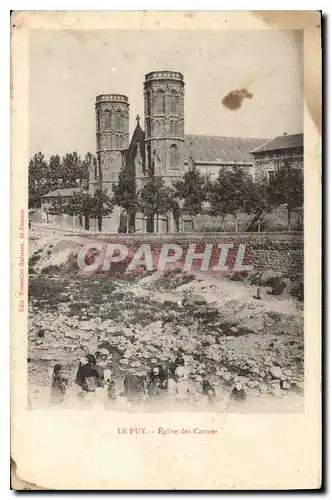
[90, 94, 130, 195]
[143, 71, 185, 183]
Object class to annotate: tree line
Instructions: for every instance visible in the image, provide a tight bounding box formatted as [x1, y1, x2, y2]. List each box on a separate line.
[28, 151, 303, 232]
[113, 160, 303, 232]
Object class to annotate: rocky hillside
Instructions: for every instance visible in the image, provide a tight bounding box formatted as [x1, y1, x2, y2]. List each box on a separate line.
[28, 237, 304, 410]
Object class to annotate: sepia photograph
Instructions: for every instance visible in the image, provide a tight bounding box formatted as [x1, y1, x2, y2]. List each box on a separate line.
[26, 27, 305, 412]
[11, 10, 321, 490]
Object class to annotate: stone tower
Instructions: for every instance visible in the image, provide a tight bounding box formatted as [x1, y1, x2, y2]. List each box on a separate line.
[90, 94, 130, 195]
[143, 71, 185, 183]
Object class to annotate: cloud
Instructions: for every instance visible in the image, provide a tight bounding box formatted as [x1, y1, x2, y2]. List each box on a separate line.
[221, 88, 254, 110]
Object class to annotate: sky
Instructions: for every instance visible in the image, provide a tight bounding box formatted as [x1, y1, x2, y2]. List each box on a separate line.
[29, 29, 303, 158]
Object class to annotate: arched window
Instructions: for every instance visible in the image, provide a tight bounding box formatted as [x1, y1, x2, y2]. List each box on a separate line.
[170, 91, 177, 114]
[170, 144, 180, 167]
[170, 121, 175, 136]
[96, 111, 100, 131]
[104, 109, 112, 129]
[115, 111, 121, 130]
[147, 92, 151, 116]
[155, 91, 165, 114]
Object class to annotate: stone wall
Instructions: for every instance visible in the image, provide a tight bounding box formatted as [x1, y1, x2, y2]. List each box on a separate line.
[80, 232, 303, 278]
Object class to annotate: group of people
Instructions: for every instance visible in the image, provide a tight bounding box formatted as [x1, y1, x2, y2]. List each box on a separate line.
[50, 351, 246, 408]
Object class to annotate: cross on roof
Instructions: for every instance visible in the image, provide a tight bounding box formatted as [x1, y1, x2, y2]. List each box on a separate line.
[136, 114, 141, 125]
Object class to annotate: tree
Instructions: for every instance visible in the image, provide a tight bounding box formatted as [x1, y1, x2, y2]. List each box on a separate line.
[65, 191, 92, 230]
[268, 161, 303, 231]
[173, 165, 206, 216]
[206, 167, 251, 231]
[28, 151, 91, 208]
[48, 196, 69, 216]
[112, 167, 138, 232]
[139, 177, 177, 233]
[89, 189, 114, 232]
[28, 152, 49, 208]
[243, 177, 271, 232]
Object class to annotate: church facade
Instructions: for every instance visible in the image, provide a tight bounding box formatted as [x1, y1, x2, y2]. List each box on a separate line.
[87, 71, 280, 233]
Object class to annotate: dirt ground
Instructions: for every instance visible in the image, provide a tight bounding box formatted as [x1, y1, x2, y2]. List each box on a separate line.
[28, 233, 304, 412]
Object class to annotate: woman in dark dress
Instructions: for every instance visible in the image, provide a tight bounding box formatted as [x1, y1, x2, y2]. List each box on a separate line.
[76, 354, 104, 392]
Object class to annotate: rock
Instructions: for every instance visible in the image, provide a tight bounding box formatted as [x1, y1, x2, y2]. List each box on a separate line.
[259, 383, 269, 394]
[131, 361, 141, 368]
[64, 330, 79, 339]
[148, 320, 163, 331]
[251, 367, 260, 375]
[246, 359, 256, 367]
[270, 366, 283, 379]
[202, 334, 216, 345]
[226, 336, 235, 341]
[281, 381, 291, 390]
[271, 385, 281, 397]
[80, 321, 94, 331]
[247, 380, 259, 388]
[120, 358, 129, 365]
[221, 372, 233, 382]
[185, 294, 207, 306]
[243, 317, 265, 332]
[230, 326, 238, 333]
[283, 369, 293, 377]
[95, 317, 102, 324]
[35, 340, 43, 345]
[181, 340, 198, 353]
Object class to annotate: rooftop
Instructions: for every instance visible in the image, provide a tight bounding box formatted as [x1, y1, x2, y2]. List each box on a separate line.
[42, 187, 81, 198]
[251, 133, 303, 154]
[184, 135, 267, 163]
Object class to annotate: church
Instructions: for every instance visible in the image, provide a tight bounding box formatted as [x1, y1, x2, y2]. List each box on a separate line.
[88, 70, 269, 233]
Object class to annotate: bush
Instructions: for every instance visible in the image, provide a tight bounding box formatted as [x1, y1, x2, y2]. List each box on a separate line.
[267, 277, 287, 296]
[40, 265, 61, 275]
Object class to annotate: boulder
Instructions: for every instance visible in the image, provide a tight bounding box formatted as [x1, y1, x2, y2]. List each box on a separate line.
[221, 372, 232, 382]
[270, 366, 283, 379]
[184, 294, 207, 306]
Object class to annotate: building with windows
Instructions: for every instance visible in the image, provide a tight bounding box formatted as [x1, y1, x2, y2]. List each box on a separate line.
[87, 71, 303, 233]
[250, 133, 304, 184]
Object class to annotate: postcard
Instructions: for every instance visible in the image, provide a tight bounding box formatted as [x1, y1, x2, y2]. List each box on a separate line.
[11, 10, 321, 490]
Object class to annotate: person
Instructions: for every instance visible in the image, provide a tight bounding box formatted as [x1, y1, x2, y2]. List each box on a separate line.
[229, 384, 247, 405]
[28, 221, 32, 230]
[148, 375, 161, 399]
[123, 372, 148, 402]
[148, 364, 168, 391]
[202, 380, 217, 405]
[175, 367, 195, 403]
[169, 354, 185, 376]
[106, 380, 117, 400]
[76, 354, 104, 392]
[50, 364, 68, 404]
